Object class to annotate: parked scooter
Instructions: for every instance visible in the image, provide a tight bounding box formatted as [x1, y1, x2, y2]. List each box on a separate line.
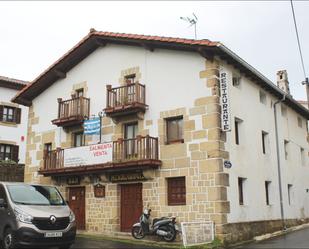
[131, 209, 180, 242]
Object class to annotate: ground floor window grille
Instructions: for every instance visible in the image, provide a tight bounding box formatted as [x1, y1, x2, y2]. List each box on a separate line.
[181, 221, 214, 248]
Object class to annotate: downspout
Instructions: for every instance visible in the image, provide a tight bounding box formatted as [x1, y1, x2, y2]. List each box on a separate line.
[274, 93, 287, 230]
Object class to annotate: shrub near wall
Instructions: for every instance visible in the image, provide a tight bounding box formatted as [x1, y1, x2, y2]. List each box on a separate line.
[0, 163, 24, 182]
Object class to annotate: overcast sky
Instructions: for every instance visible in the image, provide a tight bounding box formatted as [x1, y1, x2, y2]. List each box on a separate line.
[1, 1, 308, 101]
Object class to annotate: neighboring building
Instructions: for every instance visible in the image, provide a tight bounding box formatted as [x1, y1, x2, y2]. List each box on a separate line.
[12, 30, 309, 244]
[0, 76, 28, 181]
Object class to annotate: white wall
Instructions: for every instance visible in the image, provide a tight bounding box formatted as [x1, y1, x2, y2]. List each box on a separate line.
[30, 43, 208, 163]
[224, 63, 309, 222]
[0, 87, 28, 163]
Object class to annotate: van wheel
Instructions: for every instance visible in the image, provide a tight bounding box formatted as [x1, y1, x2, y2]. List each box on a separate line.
[3, 228, 17, 249]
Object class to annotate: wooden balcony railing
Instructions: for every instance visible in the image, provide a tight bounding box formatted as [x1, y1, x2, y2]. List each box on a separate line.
[43, 149, 64, 170]
[42, 136, 159, 173]
[105, 83, 146, 117]
[52, 97, 90, 127]
[113, 135, 158, 162]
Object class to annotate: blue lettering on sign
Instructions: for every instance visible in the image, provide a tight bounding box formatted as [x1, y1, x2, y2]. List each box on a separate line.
[224, 160, 232, 169]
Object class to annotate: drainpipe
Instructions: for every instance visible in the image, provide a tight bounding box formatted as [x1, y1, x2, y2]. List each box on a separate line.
[274, 93, 287, 230]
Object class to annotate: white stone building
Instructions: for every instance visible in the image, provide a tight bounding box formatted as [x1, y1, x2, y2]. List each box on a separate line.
[12, 30, 309, 244]
[0, 76, 28, 164]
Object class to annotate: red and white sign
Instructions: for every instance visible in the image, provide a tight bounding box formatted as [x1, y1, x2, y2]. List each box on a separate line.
[63, 142, 113, 167]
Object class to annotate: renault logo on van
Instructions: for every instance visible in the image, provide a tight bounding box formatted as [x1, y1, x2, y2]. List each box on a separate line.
[50, 215, 57, 224]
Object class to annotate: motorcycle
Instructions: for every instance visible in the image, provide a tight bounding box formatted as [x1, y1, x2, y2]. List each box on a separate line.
[131, 209, 180, 242]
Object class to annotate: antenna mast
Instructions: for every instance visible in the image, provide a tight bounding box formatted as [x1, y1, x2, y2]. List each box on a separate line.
[180, 13, 198, 39]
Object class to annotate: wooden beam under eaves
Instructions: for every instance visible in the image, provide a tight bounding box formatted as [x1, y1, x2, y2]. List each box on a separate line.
[140, 43, 154, 52]
[54, 69, 66, 79]
[18, 97, 32, 106]
[95, 38, 107, 47]
[197, 47, 214, 61]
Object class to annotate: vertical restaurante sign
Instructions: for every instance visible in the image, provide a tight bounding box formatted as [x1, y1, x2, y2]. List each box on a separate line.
[64, 142, 113, 167]
[220, 69, 231, 131]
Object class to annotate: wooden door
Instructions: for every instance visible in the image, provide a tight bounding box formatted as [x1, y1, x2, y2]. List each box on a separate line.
[121, 183, 143, 232]
[68, 187, 85, 230]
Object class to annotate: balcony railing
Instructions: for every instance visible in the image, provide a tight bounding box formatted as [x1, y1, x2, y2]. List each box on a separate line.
[43, 149, 64, 170]
[105, 83, 147, 118]
[52, 97, 90, 127]
[41, 136, 160, 175]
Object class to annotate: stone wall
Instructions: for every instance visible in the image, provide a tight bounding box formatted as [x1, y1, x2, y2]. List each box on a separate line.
[224, 218, 309, 245]
[0, 163, 24, 182]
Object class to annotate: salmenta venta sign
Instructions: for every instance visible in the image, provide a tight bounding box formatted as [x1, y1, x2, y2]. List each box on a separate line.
[63, 142, 113, 167]
[220, 68, 231, 131]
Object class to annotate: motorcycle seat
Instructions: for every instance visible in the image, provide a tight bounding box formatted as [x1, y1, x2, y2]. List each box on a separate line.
[152, 217, 169, 225]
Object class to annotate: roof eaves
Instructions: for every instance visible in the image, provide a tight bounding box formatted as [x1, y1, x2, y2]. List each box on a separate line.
[217, 44, 309, 119]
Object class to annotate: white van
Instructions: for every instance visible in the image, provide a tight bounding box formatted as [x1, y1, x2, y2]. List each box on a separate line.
[0, 182, 76, 249]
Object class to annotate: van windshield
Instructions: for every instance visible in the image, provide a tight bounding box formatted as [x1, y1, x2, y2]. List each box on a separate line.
[7, 185, 65, 206]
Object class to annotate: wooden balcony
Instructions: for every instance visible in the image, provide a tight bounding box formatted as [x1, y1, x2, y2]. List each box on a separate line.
[104, 83, 147, 120]
[39, 136, 161, 176]
[52, 97, 90, 127]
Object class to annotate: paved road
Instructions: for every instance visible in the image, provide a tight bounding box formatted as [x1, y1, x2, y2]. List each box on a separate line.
[71, 236, 168, 249]
[235, 227, 309, 249]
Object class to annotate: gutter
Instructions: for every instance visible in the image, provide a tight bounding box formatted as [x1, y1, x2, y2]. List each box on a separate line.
[274, 94, 287, 230]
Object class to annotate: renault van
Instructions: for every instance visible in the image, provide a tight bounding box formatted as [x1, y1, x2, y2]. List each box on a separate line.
[0, 182, 76, 249]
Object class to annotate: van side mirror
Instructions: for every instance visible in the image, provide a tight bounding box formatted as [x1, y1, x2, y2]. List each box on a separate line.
[0, 198, 7, 208]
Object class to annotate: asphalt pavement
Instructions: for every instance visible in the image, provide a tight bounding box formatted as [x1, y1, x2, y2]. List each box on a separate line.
[235, 227, 309, 249]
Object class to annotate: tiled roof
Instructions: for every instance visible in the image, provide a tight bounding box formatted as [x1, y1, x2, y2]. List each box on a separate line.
[11, 29, 309, 119]
[0, 75, 28, 90]
[0, 75, 28, 86]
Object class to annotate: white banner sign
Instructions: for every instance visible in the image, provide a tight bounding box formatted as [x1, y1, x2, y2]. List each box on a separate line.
[220, 69, 231, 131]
[64, 142, 113, 167]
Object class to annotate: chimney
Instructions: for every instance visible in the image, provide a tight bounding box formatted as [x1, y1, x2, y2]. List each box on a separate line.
[277, 70, 290, 95]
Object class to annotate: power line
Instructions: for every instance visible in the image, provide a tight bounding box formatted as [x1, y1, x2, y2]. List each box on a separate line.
[290, 0, 307, 79]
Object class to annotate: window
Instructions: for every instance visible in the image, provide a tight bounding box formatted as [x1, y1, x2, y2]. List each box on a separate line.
[284, 140, 289, 160]
[124, 74, 136, 84]
[262, 131, 269, 154]
[44, 143, 52, 157]
[234, 118, 242, 145]
[265, 181, 271, 205]
[73, 132, 85, 147]
[232, 75, 241, 87]
[259, 91, 267, 105]
[281, 105, 287, 117]
[288, 184, 293, 205]
[166, 116, 183, 144]
[301, 147, 306, 166]
[238, 177, 246, 205]
[0, 144, 19, 162]
[167, 177, 186, 205]
[124, 122, 138, 157]
[297, 117, 303, 128]
[76, 88, 84, 98]
[0, 105, 21, 124]
[0, 184, 7, 203]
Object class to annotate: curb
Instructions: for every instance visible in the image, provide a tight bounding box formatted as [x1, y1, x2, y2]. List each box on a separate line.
[76, 232, 182, 248]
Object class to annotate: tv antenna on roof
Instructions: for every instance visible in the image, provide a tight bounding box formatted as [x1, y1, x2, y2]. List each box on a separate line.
[180, 13, 198, 39]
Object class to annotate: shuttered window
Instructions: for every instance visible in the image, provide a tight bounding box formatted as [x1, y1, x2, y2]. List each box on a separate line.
[0, 144, 19, 162]
[167, 177, 186, 205]
[0, 105, 21, 124]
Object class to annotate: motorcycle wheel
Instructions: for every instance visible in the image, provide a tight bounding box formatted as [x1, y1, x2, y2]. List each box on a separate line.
[132, 226, 145, 239]
[162, 225, 177, 242]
